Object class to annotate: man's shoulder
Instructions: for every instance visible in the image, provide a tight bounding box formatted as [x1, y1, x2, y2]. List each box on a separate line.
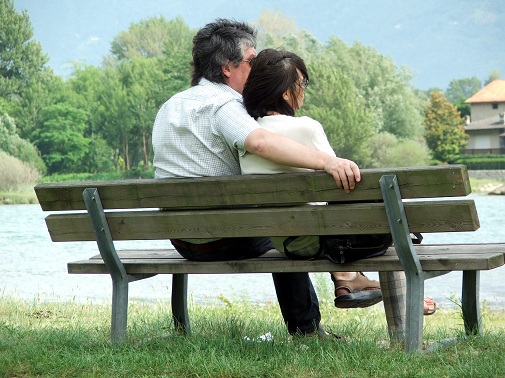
[171, 80, 239, 106]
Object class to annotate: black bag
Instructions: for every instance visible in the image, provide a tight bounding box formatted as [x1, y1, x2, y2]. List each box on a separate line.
[321, 234, 393, 264]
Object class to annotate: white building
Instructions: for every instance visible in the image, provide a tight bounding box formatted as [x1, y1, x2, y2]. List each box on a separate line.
[464, 80, 505, 154]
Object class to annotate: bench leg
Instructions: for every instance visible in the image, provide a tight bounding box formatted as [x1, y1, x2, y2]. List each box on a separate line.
[462, 270, 482, 335]
[111, 276, 129, 344]
[379, 271, 406, 343]
[172, 273, 191, 334]
[404, 271, 425, 352]
[379, 175, 425, 352]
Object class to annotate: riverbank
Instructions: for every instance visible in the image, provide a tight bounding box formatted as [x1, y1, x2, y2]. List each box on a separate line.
[1, 296, 505, 377]
[0, 189, 38, 205]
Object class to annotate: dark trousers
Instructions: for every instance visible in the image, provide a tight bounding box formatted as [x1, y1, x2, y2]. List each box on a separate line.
[171, 237, 321, 335]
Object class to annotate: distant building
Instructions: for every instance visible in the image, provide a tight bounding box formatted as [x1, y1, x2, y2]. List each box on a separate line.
[464, 79, 505, 155]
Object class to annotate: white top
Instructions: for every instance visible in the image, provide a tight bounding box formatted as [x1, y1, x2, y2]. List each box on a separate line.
[152, 78, 260, 179]
[240, 114, 336, 175]
[240, 114, 335, 255]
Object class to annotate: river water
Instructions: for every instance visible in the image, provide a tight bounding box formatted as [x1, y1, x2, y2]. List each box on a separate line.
[1, 194, 504, 309]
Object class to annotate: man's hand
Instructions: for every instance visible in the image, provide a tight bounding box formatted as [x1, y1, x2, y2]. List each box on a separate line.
[323, 157, 361, 193]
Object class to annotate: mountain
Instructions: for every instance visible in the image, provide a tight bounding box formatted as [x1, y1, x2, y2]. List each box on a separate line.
[13, 0, 505, 90]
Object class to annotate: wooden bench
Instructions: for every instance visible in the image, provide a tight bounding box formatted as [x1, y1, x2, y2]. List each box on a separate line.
[34, 165, 505, 352]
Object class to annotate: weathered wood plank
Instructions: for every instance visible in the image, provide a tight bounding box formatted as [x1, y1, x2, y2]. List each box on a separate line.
[35, 165, 471, 211]
[45, 199, 479, 242]
[67, 244, 505, 275]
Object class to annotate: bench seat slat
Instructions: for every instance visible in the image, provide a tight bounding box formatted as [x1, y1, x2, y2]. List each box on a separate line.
[67, 244, 505, 275]
[46, 200, 479, 242]
[35, 166, 471, 211]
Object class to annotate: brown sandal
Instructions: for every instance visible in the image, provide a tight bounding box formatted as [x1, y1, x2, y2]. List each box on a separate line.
[332, 272, 383, 308]
[424, 296, 437, 316]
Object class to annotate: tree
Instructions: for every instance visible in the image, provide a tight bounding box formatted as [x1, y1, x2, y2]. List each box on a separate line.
[121, 57, 164, 168]
[12, 69, 64, 140]
[444, 76, 482, 118]
[100, 16, 194, 171]
[484, 70, 501, 86]
[109, 16, 192, 61]
[445, 77, 482, 103]
[0, 0, 48, 99]
[254, 9, 320, 56]
[31, 103, 90, 174]
[323, 38, 423, 139]
[423, 92, 468, 163]
[95, 64, 135, 170]
[66, 64, 115, 173]
[301, 63, 375, 166]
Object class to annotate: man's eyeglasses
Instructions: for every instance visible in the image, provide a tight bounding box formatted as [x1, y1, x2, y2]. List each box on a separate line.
[241, 56, 256, 67]
[297, 78, 309, 89]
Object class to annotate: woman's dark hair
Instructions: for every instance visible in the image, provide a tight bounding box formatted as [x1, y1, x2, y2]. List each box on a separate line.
[242, 49, 309, 119]
[191, 19, 257, 86]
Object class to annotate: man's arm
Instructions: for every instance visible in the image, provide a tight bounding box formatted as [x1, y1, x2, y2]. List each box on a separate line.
[245, 128, 361, 193]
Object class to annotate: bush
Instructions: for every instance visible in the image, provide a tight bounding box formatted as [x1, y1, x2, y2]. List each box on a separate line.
[0, 113, 47, 174]
[368, 133, 430, 168]
[0, 151, 41, 192]
[455, 155, 505, 170]
[42, 166, 155, 183]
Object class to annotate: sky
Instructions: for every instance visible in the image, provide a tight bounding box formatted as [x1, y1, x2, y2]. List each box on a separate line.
[13, 0, 505, 90]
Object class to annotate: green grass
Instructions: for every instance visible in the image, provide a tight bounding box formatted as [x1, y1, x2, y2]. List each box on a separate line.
[1, 294, 505, 378]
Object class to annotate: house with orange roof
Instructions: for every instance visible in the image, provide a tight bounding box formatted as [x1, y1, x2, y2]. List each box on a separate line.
[464, 79, 505, 154]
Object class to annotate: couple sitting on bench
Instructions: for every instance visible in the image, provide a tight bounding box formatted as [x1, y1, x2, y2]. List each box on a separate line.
[152, 19, 435, 337]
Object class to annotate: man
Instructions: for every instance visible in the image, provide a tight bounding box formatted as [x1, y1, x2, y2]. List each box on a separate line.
[152, 19, 379, 337]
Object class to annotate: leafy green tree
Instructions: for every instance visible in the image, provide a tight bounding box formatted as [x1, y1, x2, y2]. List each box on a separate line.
[121, 57, 164, 168]
[301, 63, 375, 166]
[484, 70, 501, 85]
[323, 38, 423, 139]
[96, 64, 135, 170]
[0, 0, 49, 99]
[99, 16, 193, 171]
[0, 0, 61, 144]
[109, 16, 192, 61]
[13, 70, 65, 140]
[31, 103, 89, 174]
[445, 77, 482, 103]
[66, 64, 116, 173]
[423, 92, 468, 163]
[254, 9, 321, 56]
[157, 18, 193, 97]
[444, 77, 481, 118]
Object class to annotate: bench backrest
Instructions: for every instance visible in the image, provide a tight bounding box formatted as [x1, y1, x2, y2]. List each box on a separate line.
[35, 165, 479, 242]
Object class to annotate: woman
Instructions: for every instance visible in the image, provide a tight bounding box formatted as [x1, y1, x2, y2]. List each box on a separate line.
[241, 48, 436, 315]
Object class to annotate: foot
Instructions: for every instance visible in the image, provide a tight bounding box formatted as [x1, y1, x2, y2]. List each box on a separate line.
[424, 296, 436, 316]
[304, 327, 343, 340]
[332, 272, 382, 308]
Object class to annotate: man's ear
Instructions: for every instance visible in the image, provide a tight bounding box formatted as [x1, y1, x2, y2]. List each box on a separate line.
[222, 64, 231, 78]
[282, 89, 290, 102]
